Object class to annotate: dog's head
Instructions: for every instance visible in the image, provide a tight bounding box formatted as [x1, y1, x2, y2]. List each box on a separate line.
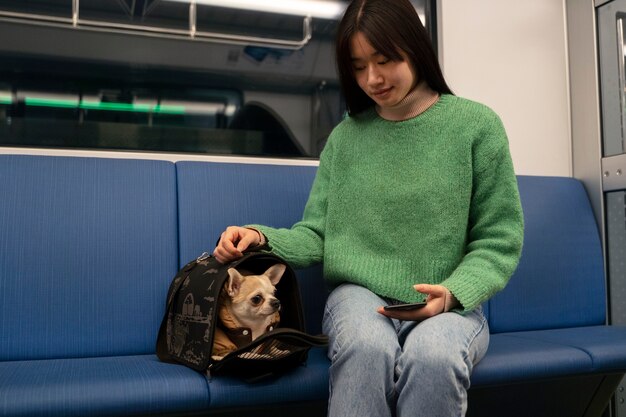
[223, 263, 285, 329]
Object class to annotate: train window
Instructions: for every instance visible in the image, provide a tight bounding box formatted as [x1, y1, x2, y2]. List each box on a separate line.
[0, 0, 436, 158]
[0, 0, 70, 19]
[79, 1, 190, 32]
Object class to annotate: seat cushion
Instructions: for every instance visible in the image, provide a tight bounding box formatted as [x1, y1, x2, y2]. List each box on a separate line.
[503, 325, 626, 372]
[0, 355, 210, 417]
[471, 333, 593, 387]
[208, 346, 329, 409]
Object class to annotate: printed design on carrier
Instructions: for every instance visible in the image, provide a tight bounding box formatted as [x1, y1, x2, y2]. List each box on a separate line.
[167, 267, 219, 366]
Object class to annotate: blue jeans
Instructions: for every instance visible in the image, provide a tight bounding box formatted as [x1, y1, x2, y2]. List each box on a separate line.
[322, 284, 489, 417]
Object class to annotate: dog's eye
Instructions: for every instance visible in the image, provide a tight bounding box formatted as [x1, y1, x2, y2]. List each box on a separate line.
[251, 295, 263, 305]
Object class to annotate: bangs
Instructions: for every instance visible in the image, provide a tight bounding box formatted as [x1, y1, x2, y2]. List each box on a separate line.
[358, 17, 405, 62]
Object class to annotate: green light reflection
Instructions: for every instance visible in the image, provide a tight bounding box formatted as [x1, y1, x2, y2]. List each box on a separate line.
[24, 97, 186, 115]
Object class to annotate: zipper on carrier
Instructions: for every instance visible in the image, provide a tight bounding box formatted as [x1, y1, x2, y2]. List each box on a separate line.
[196, 252, 211, 262]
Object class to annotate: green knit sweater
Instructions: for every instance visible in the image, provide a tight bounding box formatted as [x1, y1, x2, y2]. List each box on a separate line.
[250, 94, 524, 312]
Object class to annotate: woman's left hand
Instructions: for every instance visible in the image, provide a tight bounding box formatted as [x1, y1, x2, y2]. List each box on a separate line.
[377, 284, 460, 321]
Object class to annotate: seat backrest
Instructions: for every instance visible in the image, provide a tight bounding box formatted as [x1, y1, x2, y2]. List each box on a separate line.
[488, 175, 606, 333]
[0, 155, 179, 360]
[175, 161, 326, 333]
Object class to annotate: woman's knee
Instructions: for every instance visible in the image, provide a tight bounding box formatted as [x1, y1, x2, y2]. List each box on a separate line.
[403, 342, 468, 376]
[397, 312, 488, 385]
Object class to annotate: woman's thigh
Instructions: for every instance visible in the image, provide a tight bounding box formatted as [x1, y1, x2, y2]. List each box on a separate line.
[323, 283, 400, 362]
[322, 284, 402, 417]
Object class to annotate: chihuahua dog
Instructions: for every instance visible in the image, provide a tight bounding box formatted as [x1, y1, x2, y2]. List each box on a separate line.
[211, 263, 286, 360]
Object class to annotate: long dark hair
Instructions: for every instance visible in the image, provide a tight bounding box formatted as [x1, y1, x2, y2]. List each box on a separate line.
[336, 0, 453, 116]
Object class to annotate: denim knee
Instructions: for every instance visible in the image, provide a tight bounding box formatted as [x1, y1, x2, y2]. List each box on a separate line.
[400, 340, 470, 383]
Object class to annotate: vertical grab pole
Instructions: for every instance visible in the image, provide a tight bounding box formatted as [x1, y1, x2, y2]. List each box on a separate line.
[189, 0, 197, 39]
[72, 0, 79, 27]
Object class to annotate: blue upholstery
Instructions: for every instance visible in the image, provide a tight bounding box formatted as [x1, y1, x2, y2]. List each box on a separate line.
[474, 175, 626, 397]
[175, 161, 327, 334]
[505, 326, 626, 372]
[0, 355, 210, 416]
[488, 176, 606, 333]
[1, 154, 625, 416]
[207, 347, 329, 408]
[0, 155, 179, 360]
[471, 333, 593, 387]
[176, 161, 317, 265]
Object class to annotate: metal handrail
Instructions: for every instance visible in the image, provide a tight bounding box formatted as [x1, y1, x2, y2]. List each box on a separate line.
[0, 0, 313, 50]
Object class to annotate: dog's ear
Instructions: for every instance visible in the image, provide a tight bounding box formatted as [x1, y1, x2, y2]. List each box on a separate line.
[264, 264, 286, 286]
[226, 268, 245, 297]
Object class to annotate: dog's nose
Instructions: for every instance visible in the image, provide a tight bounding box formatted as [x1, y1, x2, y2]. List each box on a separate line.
[270, 299, 281, 310]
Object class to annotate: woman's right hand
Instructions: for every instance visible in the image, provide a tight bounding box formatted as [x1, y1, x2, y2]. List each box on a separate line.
[212, 226, 263, 264]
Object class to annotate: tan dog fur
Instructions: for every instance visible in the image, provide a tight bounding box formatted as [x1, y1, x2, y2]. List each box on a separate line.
[211, 264, 285, 360]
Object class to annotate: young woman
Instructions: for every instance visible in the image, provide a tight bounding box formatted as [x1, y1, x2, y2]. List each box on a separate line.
[213, 0, 524, 415]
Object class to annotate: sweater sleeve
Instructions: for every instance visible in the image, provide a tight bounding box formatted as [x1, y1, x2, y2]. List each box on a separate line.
[442, 113, 524, 312]
[245, 134, 335, 269]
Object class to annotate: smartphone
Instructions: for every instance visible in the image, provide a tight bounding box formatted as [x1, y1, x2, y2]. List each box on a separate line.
[383, 302, 427, 311]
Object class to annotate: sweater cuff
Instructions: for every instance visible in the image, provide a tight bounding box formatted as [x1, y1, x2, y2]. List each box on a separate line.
[441, 270, 492, 313]
[244, 227, 266, 246]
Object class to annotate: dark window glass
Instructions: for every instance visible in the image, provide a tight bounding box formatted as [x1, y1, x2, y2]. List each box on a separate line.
[0, 0, 436, 158]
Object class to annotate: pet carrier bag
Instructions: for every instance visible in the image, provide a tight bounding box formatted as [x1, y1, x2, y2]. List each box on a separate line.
[156, 248, 328, 380]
